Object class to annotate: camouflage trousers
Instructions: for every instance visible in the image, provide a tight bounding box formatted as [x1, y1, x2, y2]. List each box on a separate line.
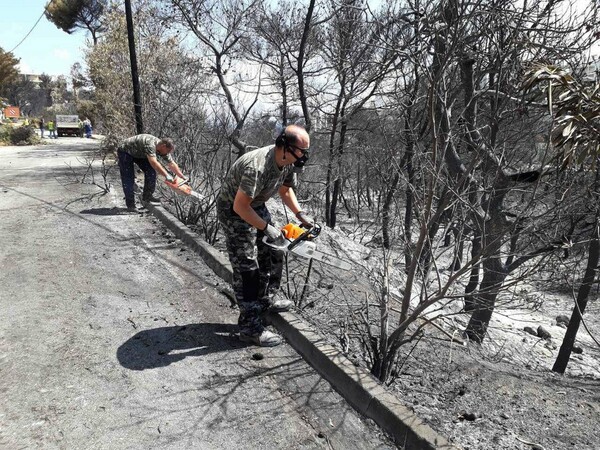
[217, 199, 284, 335]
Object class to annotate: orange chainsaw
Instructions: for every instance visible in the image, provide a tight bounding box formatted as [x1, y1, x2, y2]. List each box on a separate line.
[263, 222, 352, 271]
[163, 175, 204, 203]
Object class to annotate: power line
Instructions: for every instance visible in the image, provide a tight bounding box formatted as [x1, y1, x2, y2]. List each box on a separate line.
[8, 1, 55, 54]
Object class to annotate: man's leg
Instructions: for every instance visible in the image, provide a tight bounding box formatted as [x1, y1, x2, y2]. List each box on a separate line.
[117, 150, 136, 209]
[135, 158, 158, 202]
[218, 203, 281, 346]
[255, 206, 291, 312]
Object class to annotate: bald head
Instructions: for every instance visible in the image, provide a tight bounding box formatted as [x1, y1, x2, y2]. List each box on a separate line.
[282, 125, 310, 150]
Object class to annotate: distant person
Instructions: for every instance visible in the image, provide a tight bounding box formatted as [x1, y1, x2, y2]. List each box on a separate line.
[83, 118, 92, 138]
[78, 119, 84, 137]
[39, 118, 45, 138]
[47, 120, 57, 139]
[216, 124, 313, 347]
[117, 134, 186, 211]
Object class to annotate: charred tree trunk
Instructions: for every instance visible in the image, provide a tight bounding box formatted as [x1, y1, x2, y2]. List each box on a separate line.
[404, 160, 415, 268]
[296, 0, 315, 133]
[382, 172, 400, 249]
[402, 82, 418, 267]
[328, 120, 348, 229]
[325, 96, 343, 228]
[448, 226, 464, 271]
[279, 53, 288, 126]
[553, 220, 600, 373]
[464, 186, 510, 342]
[464, 229, 482, 311]
[330, 178, 341, 229]
[464, 254, 507, 342]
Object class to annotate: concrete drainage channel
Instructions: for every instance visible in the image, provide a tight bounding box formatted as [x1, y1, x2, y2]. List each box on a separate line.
[143, 201, 458, 450]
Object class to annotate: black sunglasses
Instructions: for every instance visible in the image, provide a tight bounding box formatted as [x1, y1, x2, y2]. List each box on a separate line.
[289, 145, 310, 155]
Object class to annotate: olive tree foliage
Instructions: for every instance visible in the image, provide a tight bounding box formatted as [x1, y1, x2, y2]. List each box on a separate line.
[45, 0, 107, 45]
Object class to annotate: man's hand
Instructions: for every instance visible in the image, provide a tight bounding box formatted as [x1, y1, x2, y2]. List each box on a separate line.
[296, 211, 314, 228]
[264, 224, 285, 244]
[165, 173, 175, 183]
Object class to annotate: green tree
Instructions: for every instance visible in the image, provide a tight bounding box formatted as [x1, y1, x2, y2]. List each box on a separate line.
[5, 78, 39, 114]
[38, 74, 54, 106]
[45, 0, 106, 45]
[0, 47, 20, 98]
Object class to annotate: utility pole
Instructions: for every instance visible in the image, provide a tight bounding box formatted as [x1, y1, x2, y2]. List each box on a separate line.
[124, 0, 143, 134]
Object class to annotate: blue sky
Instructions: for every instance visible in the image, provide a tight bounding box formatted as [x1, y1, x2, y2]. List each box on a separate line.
[0, 1, 88, 77]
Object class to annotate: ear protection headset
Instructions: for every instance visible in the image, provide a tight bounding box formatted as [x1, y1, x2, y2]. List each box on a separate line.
[276, 130, 290, 160]
[275, 130, 288, 148]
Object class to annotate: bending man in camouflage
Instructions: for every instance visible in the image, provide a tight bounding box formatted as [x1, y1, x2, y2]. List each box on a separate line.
[117, 134, 186, 211]
[217, 125, 314, 347]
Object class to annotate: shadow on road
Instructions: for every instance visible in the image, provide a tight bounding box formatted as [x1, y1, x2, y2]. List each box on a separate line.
[80, 207, 136, 216]
[117, 323, 247, 371]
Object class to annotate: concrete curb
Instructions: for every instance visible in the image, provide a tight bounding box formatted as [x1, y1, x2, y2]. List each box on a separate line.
[143, 201, 457, 450]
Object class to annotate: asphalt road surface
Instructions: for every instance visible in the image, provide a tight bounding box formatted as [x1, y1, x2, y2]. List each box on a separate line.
[0, 138, 396, 450]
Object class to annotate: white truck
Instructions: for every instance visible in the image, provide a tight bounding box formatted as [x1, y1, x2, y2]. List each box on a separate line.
[55, 115, 81, 137]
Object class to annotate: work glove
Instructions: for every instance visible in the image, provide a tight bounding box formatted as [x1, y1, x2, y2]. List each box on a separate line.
[263, 223, 286, 247]
[295, 211, 314, 228]
[165, 173, 175, 183]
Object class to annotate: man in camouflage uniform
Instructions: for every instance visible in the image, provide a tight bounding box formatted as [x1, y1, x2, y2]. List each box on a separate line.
[217, 125, 314, 347]
[117, 134, 186, 211]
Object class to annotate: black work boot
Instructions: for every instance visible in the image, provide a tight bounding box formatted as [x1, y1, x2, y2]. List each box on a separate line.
[125, 199, 137, 212]
[142, 192, 161, 205]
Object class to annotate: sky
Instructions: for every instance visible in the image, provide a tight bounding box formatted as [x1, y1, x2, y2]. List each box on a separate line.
[0, 1, 88, 77]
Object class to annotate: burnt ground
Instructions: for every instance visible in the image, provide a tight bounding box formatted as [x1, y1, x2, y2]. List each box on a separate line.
[395, 329, 600, 450]
[161, 158, 599, 450]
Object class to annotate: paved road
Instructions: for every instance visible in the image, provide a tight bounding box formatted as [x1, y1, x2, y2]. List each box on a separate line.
[0, 139, 395, 449]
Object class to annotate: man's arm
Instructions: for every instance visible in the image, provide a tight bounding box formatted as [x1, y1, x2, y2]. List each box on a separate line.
[278, 185, 301, 215]
[167, 161, 185, 178]
[147, 155, 172, 179]
[279, 185, 314, 227]
[233, 189, 269, 230]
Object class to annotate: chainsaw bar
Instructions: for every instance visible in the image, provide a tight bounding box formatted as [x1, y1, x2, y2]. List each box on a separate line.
[164, 176, 205, 203]
[289, 241, 352, 271]
[263, 224, 352, 271]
